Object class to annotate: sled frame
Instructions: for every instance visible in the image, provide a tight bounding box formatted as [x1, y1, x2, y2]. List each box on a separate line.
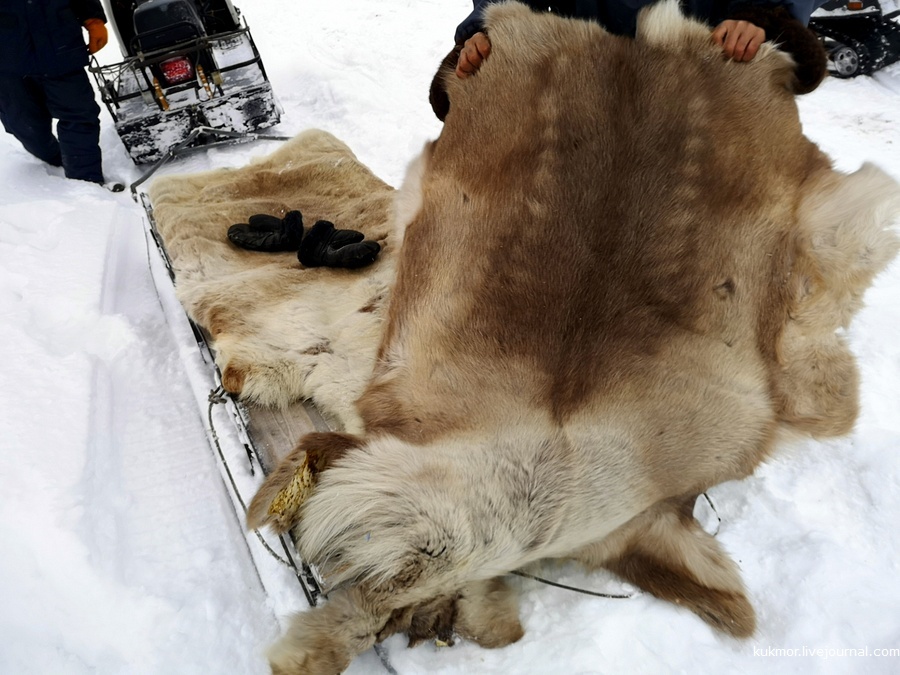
[138, 187, 325, 608]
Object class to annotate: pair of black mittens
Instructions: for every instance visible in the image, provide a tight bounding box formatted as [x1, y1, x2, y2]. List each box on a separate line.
[228, 210, 304, 252]
[227, 210, 380, 269]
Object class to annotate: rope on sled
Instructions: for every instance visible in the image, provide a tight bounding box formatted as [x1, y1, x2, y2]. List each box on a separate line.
[206, 386, 322, 607]
[374, 643, 399, 675]
[701, 491, 722, 536]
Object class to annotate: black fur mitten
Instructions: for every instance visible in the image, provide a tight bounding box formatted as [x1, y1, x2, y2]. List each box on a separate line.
[727, 4, 828, 94]
[228, 210, 304, 251]
[299, 220, 381, 269]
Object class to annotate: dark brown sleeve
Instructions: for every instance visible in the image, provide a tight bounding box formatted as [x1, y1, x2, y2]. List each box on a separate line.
[70, 0, 107, 23]
[429, 44, 463, 122]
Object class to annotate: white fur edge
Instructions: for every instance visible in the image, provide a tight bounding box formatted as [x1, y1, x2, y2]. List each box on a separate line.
[799, 162, 900, 273]
[636, 0, 710, 48]
[392, 141, 431, 245]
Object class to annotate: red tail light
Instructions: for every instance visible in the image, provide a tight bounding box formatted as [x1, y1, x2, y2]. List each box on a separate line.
[846, 1, 863, 8]
[159, 57, 194, 85]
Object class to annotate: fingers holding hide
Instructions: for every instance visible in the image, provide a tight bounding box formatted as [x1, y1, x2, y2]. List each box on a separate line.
[456, 32, 492, 78]
[712, 20, 765, 62]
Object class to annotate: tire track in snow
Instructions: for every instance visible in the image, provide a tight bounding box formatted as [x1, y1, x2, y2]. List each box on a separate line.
[81, 205, 277, 673]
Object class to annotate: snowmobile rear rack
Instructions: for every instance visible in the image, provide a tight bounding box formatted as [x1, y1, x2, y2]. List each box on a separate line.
[91, 3, 282, 164]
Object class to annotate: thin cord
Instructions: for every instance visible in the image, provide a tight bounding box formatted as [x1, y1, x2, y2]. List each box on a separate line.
[511, 570, 637, 599]
[206, 387, 321, 607]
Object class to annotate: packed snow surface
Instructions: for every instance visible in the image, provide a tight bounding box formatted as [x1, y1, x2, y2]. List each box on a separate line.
[1, 1, 898, 673]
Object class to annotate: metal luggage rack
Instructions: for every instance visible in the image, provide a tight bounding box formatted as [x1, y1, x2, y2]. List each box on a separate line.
[90, 23, 270, 118]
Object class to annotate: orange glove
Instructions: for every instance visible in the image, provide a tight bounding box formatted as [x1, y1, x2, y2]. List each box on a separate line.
[83, 19, 108, 54]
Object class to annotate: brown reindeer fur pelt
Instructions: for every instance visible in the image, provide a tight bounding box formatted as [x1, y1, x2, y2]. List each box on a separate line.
[147, 130, 397, 431]
[246, 2, 900, 672]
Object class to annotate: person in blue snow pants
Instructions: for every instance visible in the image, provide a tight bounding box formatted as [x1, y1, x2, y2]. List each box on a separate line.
[0, 0, 111, 185]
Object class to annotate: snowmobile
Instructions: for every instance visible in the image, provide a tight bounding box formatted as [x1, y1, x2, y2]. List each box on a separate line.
[809, 0, 900, 78]
[90, 0, 283, 164]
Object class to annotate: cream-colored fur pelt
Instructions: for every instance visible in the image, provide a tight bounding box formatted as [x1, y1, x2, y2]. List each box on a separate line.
[148, 129, 398, 431]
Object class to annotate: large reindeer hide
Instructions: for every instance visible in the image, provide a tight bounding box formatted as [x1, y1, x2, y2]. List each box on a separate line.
[246, 2, 900, 673]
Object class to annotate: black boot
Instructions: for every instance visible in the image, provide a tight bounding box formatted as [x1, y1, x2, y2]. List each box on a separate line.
[228, 210, 305, 252]
[299, 220, 381, 269]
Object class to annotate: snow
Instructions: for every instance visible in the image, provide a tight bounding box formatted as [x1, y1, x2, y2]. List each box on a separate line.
[1, 1, 899, 673]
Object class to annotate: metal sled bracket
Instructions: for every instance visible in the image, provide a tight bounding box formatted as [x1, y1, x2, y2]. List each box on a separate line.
[128, 125, 291, 199]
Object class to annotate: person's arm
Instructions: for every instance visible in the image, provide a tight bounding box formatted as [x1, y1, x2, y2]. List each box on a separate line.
[454, 0, 498, 45]
[713, 0, 820, 62]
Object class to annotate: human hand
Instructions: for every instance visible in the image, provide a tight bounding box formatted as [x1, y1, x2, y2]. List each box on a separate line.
[456, 32, 492, 78]
[83, 19, 108, 54]
[712, 20, 765, 62]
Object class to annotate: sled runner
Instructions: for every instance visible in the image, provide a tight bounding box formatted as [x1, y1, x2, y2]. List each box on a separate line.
[140, 197, 411, 669]
[91, 0, 282, 164]
[140, 188, 325, 610]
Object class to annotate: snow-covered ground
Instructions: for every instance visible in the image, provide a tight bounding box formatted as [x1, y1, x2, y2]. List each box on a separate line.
[1, 2, 899, 673]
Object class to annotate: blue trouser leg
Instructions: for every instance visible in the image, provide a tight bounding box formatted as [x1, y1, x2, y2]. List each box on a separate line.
[0, 74, 63, 166]
[40, 69, 104, 183]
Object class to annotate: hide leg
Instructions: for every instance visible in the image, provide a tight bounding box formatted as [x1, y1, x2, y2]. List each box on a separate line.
[379, 595, 456, 647]
[268, 586, 388, 675]
[454, 577, 525, 648]
[246, 444, 313, 533]
[573, 497, 756, 638]
[388, 577, 524, 649]
[246, 432, 362, 532]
